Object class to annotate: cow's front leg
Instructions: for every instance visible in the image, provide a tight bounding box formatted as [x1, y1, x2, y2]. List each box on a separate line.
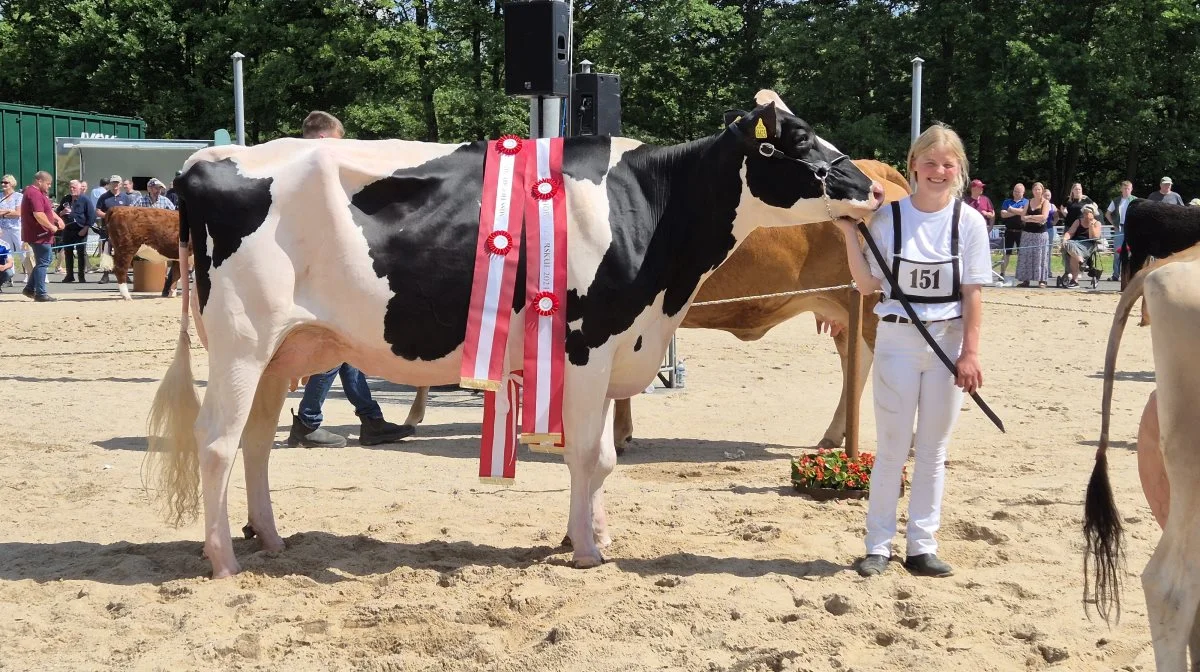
[563, 376, 610, 568]
[240, 375, 290, 553]
[196, 359, 264, 578]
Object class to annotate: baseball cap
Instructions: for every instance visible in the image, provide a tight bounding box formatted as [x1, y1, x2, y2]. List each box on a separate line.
[969, 179, 985, 188]
[108, 174, 122, 184]
[147, 178, 165, 188]
[1161, 176, 1173, 185]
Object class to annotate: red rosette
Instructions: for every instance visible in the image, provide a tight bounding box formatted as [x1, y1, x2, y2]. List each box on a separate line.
[531, 178, 560, 201]
[496, 135, 523, 156]
[485, 230, 513, 256]
[531, 291, 559, 317]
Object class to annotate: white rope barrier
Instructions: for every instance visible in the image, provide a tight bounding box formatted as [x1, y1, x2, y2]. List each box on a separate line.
[690, 283, 856, 307]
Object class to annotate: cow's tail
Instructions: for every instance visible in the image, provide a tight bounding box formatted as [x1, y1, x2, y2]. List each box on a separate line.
[142, 198, 202, 526]
[1083, 264, 1149, 625]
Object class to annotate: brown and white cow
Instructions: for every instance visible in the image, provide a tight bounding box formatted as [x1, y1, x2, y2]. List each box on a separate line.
[104, 206, 185, 300]
[1085, 243, 1200, 669]
[399, 160, 910, 451]
[145, 93, 884, 578]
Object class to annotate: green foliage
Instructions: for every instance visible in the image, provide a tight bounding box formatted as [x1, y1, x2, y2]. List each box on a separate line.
[1, 0, 1197, 202]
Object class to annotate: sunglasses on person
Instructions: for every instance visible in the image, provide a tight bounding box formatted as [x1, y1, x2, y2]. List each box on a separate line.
[0, 180, 11, 186]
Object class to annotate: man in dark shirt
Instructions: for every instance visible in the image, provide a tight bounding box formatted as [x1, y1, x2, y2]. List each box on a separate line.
[1147, 177, 1185, 206]
[95, 175, 134, 284]
[58, 180, 96, 283]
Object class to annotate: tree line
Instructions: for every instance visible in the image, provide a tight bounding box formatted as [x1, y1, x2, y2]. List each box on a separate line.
[2, 0, 1197, 205]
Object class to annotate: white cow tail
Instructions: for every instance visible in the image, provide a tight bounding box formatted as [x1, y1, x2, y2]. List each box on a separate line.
[142, 202, 202, 526]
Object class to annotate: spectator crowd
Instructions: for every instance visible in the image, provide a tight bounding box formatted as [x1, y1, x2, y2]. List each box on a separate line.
[965, 175, 1195, 289]
[2, 171, 179, 301]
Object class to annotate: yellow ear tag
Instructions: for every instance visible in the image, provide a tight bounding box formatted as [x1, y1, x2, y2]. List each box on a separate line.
[754, 118, 768, 139]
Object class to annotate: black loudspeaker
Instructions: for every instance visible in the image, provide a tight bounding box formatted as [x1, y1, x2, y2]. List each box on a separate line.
[570, 72, 622, 137]
[503, 1, 571, 97]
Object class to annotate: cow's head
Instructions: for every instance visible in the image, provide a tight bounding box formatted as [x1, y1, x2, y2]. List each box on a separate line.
[723, 90, 882, 226]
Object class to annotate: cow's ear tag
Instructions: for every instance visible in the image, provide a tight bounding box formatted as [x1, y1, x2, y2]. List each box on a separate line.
[754, 118, 768, 139]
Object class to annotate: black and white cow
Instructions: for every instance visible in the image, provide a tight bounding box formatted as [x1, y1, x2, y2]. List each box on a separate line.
[145, 91, 883, 578]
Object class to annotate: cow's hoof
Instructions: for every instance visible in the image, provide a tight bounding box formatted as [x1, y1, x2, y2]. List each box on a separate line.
[260, 536, 285, 553]
[241, 523, 257, 539]
[595, 533, 613, 549]
[572, 551, 606, 569]
[211, 564, 241, 579]
[615, 436, 632, 456]
[560, 534, 572, 548]
[817, 437, 843, 449]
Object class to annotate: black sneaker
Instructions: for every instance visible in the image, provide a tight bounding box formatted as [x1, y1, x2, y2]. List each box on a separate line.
[904, 553, 954, 577]
[359, 417, 415, 446]
[34, 294, 57, 302]
[62, 276, 75, 283]
[21, 287, 34, 299]
[1066, 279, 1080, 289]
[286, 409, 347, 448]
[857, 554, 889, 577]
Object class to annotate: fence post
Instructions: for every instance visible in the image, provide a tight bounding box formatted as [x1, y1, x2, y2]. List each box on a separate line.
[844, 290, 863, 459]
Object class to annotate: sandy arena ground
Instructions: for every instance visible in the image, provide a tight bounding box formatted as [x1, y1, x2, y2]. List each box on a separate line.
[0, 277, 1160, 671]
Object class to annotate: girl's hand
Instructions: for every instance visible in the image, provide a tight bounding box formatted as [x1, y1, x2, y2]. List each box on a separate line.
[955, 352, 983, 394]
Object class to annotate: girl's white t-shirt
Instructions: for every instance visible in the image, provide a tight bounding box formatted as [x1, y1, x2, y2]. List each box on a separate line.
[863, 196, 992, 322]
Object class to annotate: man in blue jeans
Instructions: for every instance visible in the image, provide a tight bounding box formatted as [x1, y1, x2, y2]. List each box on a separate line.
[287, 110, 413, 448]
[20, 171, 65, 302]
[288, 363, 413, 447]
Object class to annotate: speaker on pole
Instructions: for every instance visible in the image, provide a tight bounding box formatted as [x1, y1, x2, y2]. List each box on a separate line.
[504, 1, 571, 97]
[569, 67, 621, 137]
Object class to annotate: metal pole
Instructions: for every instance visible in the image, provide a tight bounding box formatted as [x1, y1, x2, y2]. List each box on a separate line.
[232, 52, 246, 146]
[910, 56, 924, 144]
[845, 291, 863, 459]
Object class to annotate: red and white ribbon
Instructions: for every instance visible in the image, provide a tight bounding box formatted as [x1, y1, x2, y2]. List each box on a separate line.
[480, 370, 522, 484]
[521, 137, 568, 452]
[461, 139, 527, 391]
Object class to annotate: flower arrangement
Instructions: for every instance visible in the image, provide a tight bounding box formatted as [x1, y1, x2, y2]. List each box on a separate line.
[790, 449, 907, 494]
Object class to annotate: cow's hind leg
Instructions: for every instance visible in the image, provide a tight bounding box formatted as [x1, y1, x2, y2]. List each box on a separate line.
[563, 379, 611, 568]
[590, 400, 618, 548]
[113, 247, 137, 300]
[1143, 528, 1199, 671]
[240, 374, 290, 553]
[196, 358, 266, 578]
[403, 386, 429, 427]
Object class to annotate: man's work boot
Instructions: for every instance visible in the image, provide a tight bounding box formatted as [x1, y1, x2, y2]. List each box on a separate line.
[359, 417, 415, 446]
[287, 409, 347, 448]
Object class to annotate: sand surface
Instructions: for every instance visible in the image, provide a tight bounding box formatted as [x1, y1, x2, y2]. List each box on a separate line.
[0, 280, 1159, 671]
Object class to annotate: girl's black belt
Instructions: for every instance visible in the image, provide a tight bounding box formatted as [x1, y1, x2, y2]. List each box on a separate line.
[880, 314, 963, 325]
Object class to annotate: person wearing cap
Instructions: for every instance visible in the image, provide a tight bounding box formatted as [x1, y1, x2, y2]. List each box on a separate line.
[964, 178, 994, 232]
[1147, 177, 1184, 206]
[96, 175, 135, 284]
[135, 178, 176, 210]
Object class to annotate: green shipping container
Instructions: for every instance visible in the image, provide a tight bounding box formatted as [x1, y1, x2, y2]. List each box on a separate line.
[0, 102, 146, 198]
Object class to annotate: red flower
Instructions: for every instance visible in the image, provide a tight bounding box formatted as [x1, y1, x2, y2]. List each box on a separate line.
[531, 178, 560, 200]
[485, 230, 514, 256]
[532, 291, 559, 317]
[496, 135, 523, 156]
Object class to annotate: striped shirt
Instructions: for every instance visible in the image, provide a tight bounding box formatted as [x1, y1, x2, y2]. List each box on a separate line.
[134, 194, 176, 210]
